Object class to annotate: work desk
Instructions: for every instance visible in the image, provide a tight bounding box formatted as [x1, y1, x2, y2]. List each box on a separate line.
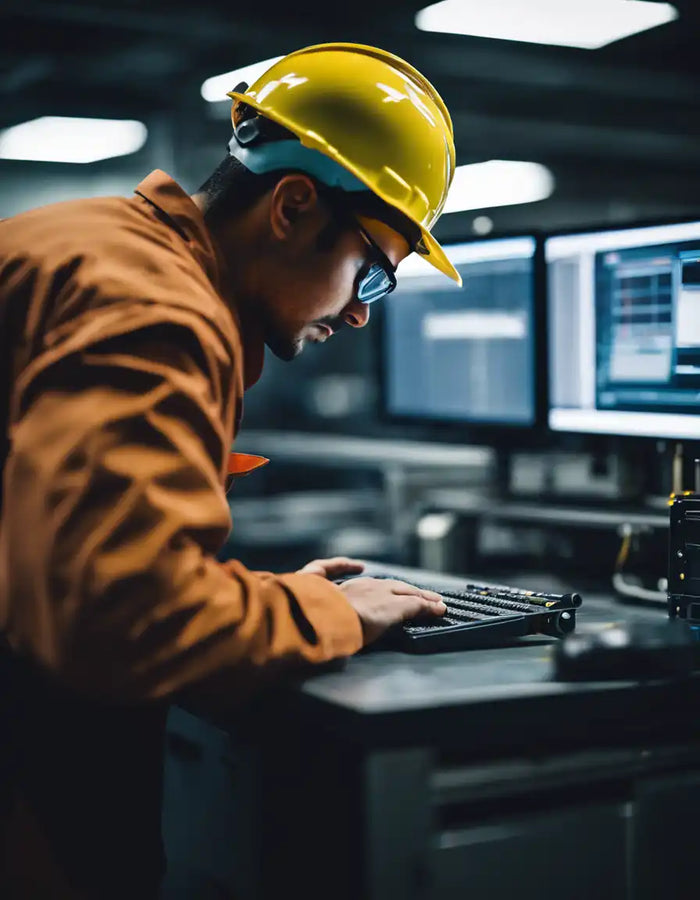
[165, 564, 700, 900]
[284, 562, 694, 747]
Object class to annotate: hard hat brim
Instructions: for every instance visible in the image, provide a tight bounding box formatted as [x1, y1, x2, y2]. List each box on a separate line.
[417, 229, 463, 287]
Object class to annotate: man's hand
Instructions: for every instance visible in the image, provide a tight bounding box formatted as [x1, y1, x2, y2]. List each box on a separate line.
[337, 577, 446, 645]
[296, 557, 366, 579]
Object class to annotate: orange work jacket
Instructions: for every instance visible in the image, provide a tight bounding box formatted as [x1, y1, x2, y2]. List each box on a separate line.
[0, 171, 363, 898]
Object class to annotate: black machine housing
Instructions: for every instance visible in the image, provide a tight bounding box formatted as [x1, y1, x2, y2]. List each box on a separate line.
[668, 492, 700, 627]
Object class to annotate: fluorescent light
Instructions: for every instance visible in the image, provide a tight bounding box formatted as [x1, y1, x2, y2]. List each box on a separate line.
[398, 236, 535, 278]
[415, 0, 678, 50]
[549, 408, 700, 439]
[443, 160, 554, 214]
[0, 117, 147, 164]
[545, 221, 700, 260]
[423, 311, 527, 340]
[201, 56, 285, 103]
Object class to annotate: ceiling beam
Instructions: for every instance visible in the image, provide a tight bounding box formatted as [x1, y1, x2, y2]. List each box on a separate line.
[400, 36, 700, 104]
[452, 109, 700, 166]
[0, 0, 266, 42]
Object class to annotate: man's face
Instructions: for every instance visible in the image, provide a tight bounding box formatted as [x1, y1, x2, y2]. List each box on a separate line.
[255, 176, 411, 361]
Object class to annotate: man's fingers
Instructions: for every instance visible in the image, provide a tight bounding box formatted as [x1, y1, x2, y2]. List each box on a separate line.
[297, 557, 365, 578]
[339, 577, 447, 645]
[327, 557, 365, 572]
[424, 599, 447, 615]
[387, 579, 443, 604]
[299, 563, 326, 576]
[400, 596, 447, 621]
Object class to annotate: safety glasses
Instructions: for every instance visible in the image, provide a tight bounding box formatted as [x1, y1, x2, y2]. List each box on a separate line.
[319, 187, 398, 305]
[355, 222, 397, 305]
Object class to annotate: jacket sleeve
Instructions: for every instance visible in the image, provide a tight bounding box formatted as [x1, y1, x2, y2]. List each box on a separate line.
[0, 310, 363, 704]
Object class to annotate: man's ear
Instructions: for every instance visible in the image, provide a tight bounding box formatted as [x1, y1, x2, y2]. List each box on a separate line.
[269, 174, 319, 241]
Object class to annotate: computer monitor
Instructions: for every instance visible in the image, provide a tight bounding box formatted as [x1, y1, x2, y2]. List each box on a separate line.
[382, 235, 539, 429]
[546, 220, 700, 440]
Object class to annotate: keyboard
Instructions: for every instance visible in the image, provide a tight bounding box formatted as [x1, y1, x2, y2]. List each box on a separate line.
[341, 573, 582, 653]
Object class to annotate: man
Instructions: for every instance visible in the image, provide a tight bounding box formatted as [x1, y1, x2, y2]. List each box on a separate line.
[0, 43, 461, 898]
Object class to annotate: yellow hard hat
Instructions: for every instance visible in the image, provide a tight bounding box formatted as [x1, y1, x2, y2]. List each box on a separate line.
[227, 42, 461, 285]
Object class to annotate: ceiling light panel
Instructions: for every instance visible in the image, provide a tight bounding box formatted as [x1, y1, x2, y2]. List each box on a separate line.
[0, 117, 148, 164]
[201, 56, 285, 103]
[416, 0, 678, 50]
[443, 160, 555, 214]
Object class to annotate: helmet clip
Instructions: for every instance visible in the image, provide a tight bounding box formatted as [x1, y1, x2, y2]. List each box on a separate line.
[234, 116, 262, 146]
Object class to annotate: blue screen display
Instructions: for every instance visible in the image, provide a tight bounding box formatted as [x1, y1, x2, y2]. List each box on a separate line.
[384, 236, 537, 426]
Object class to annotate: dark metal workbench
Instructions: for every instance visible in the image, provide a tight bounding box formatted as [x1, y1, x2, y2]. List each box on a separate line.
[201, 562, 700, 900]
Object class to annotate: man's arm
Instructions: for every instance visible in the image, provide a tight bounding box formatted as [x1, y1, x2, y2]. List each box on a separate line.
[0, 315, 363, 705]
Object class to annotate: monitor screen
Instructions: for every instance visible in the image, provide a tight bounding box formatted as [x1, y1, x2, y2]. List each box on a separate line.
[383, 236, 537, 427]
[547, 220, 700, 439]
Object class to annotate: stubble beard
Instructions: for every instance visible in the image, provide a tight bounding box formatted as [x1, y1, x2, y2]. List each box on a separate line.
[264, 324, 303, 361]
[264, 314, 344, 362]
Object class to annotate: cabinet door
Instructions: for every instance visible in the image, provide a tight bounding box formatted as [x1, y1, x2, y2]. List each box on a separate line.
[432, 801, 627, 900]
[633, 770, 700, 900]
[161, 707, 257, 900]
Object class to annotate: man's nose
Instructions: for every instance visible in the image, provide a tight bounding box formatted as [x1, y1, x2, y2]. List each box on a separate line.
[343, 298, 371, 329]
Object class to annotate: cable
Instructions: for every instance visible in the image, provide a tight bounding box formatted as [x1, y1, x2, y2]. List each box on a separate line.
[612, 524, 667, 605]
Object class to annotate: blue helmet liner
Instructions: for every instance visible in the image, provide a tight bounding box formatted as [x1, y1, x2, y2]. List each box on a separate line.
[228, 135, 367, 193]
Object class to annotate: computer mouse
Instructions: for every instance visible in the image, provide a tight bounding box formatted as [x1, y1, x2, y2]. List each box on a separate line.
[553, 619, 697, 682]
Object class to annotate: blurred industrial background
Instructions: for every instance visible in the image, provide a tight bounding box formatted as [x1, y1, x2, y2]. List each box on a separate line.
[1, 0, 699, 576]
[3, 1, 699, 225]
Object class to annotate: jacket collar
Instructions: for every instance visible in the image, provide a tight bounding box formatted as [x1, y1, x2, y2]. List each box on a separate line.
[134, 170, 265, 389]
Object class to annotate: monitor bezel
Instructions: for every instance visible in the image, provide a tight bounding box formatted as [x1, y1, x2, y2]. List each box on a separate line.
[544, 213, 700, 446]
[375, 229, 549, 449]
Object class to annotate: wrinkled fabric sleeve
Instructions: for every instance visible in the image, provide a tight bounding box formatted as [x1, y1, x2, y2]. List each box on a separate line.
[0, 312, 363, 705]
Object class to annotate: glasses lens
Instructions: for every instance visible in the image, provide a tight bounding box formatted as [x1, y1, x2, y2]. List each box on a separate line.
[357, 264, 394, 304]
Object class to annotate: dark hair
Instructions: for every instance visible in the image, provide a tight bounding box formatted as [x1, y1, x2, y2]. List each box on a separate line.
[197, 154, 283, 225]
[198, 102, 298, 225]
